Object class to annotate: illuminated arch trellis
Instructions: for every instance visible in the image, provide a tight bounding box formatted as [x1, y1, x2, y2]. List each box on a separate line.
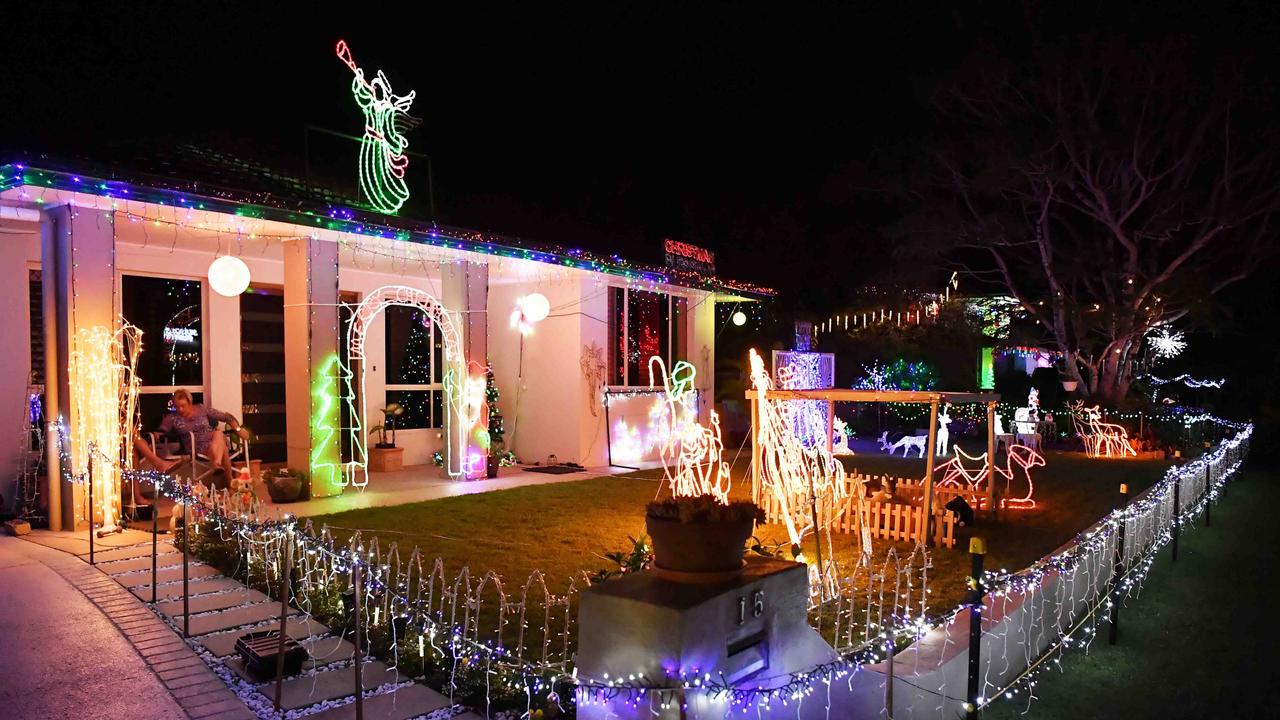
[345, 285, 468, 484]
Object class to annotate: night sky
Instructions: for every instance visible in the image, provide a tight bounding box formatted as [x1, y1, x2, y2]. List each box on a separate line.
[4, 1, 1280, 429]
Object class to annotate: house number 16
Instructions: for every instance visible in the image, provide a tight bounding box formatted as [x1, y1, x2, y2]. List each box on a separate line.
[737, 590, 765, 625]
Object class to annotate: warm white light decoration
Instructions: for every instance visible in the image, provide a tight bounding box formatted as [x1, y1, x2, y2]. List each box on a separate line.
[1149, 327, 1186, 359]
[1069, 401, 1137, 458]
[731, 310, 747, 326]
[832, 417, 853, 455]
[934, 444, 1045, 509]
[749, 349, 865, 553]
[67, 323, 142, 531]
[510, 292, 551, 335]
[207, 255, 251, 297]
[580, 341, 607, 416]
[648, 357, 731, 503]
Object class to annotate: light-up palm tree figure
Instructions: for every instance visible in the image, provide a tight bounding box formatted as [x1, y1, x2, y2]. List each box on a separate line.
[336, 40, 419, 214]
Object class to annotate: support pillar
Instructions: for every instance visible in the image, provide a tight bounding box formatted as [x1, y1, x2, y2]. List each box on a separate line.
[986, 401, 997, 516]
[922, 397, 940, 546]
[441, 263, 488, 478]
[283, 237, 341, 498]
[45, 205, 116, 531]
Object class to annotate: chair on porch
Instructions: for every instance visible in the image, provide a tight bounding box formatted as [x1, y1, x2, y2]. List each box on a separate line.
[126, 420, 251, 527]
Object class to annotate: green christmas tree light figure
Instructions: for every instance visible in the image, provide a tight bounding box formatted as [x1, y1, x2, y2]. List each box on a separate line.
[336, 39, 419, 215]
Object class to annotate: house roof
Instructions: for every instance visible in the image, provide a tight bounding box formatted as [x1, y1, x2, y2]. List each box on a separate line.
[0, 147, 774, 299]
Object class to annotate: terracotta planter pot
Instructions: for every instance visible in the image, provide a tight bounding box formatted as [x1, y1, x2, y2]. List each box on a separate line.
[370, 446, 405, 473]
[645, 515, 753, 581]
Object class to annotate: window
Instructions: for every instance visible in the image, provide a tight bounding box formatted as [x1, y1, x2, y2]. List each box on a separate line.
[608, 287, 689, 386]
[121, 275, 205, 430]
[384, 305, 444, 429]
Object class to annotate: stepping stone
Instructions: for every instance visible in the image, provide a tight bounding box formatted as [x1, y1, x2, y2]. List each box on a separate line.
[185, 601, 301, 636]
[101, 553, 181, 575]
[198, 617, 330, 657]
[156, 588, 268, 617]
[302, 635, 357, 666]
[85, 542, 177, 563]
[117, 562, 221, 587]
[132, 576, 242, 602]
[305, 683, 453, 720]
[241, 660, 402, 710]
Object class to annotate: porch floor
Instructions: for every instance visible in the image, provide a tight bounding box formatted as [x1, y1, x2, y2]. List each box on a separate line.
[256, 462, 648, 518]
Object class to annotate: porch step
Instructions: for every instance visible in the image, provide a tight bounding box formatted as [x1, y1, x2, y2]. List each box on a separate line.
[184, 601, 301, 637]
[155, 587, 268, 616]
[131, 575, 242, 602]
[305, 682, 454, 720]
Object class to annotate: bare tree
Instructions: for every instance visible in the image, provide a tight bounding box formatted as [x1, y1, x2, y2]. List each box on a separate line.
[903, 37, 1280, 403]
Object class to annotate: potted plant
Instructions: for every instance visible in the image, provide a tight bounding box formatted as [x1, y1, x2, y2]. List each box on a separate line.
[266, 467, 304, 503]
[369, 402, 406, 472]
[645, 495, 765, 581]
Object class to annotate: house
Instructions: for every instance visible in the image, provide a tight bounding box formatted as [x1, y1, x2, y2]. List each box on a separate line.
[0, 152, 770, 530]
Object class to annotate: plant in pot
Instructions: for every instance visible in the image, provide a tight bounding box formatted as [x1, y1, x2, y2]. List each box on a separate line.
[369, 402, 407, 473]
[645, 495, 766, 582]
[370, 402, 405, 449]
[266, 467, 305, 503]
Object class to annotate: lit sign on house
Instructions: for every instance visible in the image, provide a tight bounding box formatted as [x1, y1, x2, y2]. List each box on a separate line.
[663, 238, 715, 275]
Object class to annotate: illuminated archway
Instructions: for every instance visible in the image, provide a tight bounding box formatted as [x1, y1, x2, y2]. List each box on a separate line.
[345, 285, 470, 484]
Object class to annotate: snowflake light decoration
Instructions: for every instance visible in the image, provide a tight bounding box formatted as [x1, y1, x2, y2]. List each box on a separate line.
[1149, 327, 1186, 359]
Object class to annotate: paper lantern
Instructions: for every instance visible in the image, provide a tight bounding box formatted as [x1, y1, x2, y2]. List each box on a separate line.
[518, 293, 551, 324]
[732, 310, 747, 326]
[208, 256, 251, 297]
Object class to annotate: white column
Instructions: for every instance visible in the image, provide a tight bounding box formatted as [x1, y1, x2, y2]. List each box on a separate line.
[283, 237, 340, 497]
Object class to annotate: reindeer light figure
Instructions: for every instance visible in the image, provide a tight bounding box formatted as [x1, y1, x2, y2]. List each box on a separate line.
[1069, 401, 1136, 458]
[888, 434, 928, 458]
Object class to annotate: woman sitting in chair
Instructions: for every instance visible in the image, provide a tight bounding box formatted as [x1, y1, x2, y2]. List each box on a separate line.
[134, 389, 248, 486]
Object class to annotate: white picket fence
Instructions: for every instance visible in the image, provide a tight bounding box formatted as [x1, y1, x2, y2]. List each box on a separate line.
[758, 472, 957, 549]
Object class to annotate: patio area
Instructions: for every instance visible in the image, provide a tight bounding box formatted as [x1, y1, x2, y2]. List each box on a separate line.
[252, 462, 645, 518]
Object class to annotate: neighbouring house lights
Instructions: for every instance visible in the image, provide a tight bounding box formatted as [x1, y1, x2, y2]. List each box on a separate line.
[207, 255, 251, 297]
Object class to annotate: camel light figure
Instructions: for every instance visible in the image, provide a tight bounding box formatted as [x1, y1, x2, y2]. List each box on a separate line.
[1069, 401, 1136, 458]
[749, 349, 866, 553]
[934, 444, 1045, 509]
[649, 357, 731, 504]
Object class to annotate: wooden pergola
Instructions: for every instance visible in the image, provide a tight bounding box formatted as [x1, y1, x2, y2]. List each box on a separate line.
[746, 388, 1002, 544]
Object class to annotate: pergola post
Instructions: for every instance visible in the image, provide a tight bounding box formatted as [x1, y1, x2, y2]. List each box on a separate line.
[986, 401, 997, 517]
[923, 397, 940, 546]
[825, 400, 835, 457]
[750, 397, 760, 504]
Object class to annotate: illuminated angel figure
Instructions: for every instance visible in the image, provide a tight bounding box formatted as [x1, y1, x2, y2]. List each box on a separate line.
[648, 357, 730, 503]
[1068, 401, 1136, 458]
[336, 40, 419, 214]
[749, 349, 867, 553]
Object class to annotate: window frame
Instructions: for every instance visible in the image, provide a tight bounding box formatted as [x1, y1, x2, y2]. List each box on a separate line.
[383, 304, 445, 430]
[118, 272, 209, 428]
[608, 287, 690, 388]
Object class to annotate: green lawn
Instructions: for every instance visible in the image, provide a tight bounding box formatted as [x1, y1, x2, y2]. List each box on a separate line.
[310, 442, 1169, 622]
[982, 465, 1279, 719]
